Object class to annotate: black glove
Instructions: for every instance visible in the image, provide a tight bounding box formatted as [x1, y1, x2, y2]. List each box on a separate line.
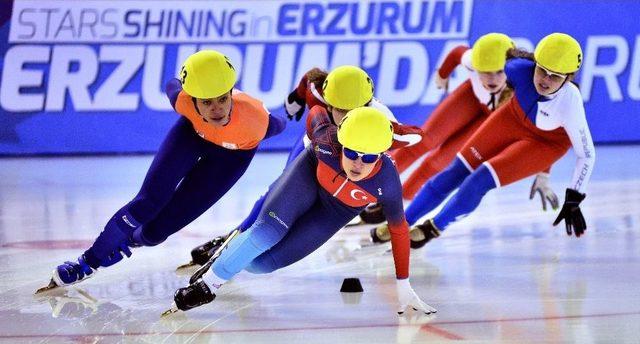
[553, 188, 587, 237]
[284, 91, 306, 121]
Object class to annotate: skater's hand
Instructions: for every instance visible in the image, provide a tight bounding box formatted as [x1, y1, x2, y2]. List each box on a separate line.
[553, 188, 587, 237]
[434, 71, 449, 92]
[284, 90, 306, 121]
[396, 278, 437, 315]
[529, 173, 559, 211]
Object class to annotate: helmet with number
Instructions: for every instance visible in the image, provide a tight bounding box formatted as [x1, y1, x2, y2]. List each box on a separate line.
[322, 66, 374, 110]
[534, 33, 583, 74]
[337, 107, 393, 154]
[471, 33, 515, 72]
[179, 50, 237, 99]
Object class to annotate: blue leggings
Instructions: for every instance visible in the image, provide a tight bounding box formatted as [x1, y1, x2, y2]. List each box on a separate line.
[212, 148, 358, 280]
[404, 157, 497, 230]
[84, 117, 256, 268]
[236, 132, 307, 231]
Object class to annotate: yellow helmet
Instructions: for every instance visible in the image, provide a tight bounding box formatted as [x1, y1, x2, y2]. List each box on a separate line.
[534, 33, 583, 74]
[337, 107, 393, 154]
[179, 50, 237, 99]
[322, 66, 374, 110]
[471, 33, 515, 72]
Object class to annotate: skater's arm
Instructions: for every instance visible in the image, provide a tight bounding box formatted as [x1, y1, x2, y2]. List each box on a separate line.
[264, 114, 287, 139]
[368, 98, 424, 149]
[306, 105, 333, 139]
[387, 220, 410, 279]
[380, 165, 411, 279]
[389, 122, 424, 149]
[438, 45, 470, 78]
[284, 72, 311, 121]
[165, 78, 183, 110]
[562, 89, 596, 193]
[368, 98, 397, 122]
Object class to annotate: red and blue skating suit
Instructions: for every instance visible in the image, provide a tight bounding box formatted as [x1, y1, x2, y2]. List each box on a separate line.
[210, 106, 412, 281]
[233, 69, 424, 232]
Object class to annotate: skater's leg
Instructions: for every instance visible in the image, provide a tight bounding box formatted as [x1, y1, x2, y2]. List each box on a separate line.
[54, 118, 205, 285]
[203, 150, 319, 284]
[391, 80, 482, 174]
[137, 146, 256, 245]
[247, 197, 354, 273]
[405, 104, 527, 225]
[402, 114, 486, 200]
[236, 132, 308, 232]
[404, 157, 471, 225]
[185, 134, 310, 267]
[431, 164, 497, 230]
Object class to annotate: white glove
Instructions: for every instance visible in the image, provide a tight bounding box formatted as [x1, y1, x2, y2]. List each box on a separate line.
[434, 71, 449, 92]
[529, 173, 559, 211]
[396, 278, 437, 315]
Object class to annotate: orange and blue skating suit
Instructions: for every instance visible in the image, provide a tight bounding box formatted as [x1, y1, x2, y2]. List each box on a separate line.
[211, 105, 412, 281]
[174, 89, 270, 150]
[78, 79, 285, 270]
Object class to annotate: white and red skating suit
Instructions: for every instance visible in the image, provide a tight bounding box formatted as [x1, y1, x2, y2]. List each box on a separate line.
[458, 58, 595, 191]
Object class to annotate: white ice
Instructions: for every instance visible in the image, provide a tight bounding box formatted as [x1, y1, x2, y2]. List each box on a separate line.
[0, 146, 639, 343]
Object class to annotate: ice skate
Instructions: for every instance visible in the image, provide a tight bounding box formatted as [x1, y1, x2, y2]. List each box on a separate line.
[161, 279, 216, 317]
[175, 234, 227, 271]
[410, 219, 441, 248]
[162, 229, 239, 316]
[35, 255, 97, 294]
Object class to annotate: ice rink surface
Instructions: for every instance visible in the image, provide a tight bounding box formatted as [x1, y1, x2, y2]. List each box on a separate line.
[0, 145, 639, 343]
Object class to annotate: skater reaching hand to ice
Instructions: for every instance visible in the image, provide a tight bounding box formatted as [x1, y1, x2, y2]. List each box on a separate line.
[37, 50, 286, 292]
[184, 65, 424, 267]
[172, 107, 436, 316]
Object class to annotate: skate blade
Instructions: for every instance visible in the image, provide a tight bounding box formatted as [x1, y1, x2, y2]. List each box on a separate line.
[160, 304, 180, 318]
[35, 279, 59, 294]
[344, 220, 365, 228]
[175, 261, 198, 271]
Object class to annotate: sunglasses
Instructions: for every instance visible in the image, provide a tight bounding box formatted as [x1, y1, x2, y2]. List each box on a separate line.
[343, 147, 380, 163]
[535, 64, 567, 82]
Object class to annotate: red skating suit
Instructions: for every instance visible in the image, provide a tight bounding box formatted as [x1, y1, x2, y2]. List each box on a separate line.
[392, 46, 511, 199]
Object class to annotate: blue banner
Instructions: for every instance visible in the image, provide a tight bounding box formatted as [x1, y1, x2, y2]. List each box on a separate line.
[1, 0, 638, 155]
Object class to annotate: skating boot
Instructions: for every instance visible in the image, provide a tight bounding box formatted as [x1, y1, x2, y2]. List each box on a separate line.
[176, 231, 231, 270]
[174, 279, 216, 311]
[410, 219, 441, 248]
[359, 203, 385, 224]
[370, 223, 391, 243]
[190, 235, 226, 266]
[36, 255, 97, 294]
